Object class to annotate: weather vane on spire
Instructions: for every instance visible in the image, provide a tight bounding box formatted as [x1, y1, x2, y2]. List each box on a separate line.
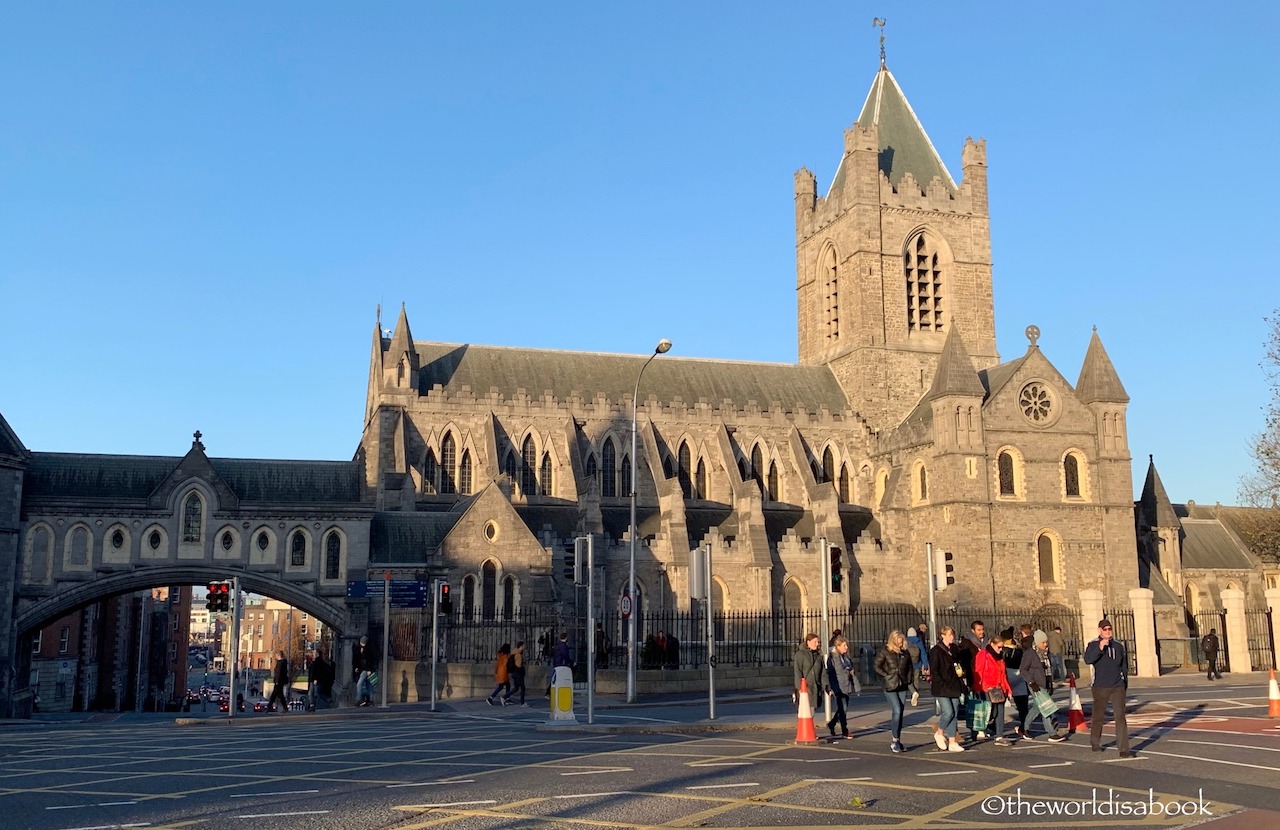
[872, 17, 887, 68]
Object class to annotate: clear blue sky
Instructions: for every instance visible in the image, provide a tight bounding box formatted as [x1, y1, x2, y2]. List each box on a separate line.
[2, 2, 1277, 506]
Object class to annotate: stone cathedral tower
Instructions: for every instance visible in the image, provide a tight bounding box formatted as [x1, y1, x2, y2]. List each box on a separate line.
[795, 61, 999, 431]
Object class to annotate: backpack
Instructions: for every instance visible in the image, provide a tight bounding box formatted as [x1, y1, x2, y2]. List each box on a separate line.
[1201, 635, 1214, 652]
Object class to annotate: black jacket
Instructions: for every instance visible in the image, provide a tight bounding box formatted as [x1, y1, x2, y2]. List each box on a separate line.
[874, 646, 912, 692]
[1083, 637, 1128, 688]
[353, 642, 377, 676]
[793, 645, 824, 695]
[928, 642, 967, 698]
[272, 657, 289, 687]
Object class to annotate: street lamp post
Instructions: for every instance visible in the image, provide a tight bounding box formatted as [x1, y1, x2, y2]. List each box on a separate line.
[627, 337, 672, 703]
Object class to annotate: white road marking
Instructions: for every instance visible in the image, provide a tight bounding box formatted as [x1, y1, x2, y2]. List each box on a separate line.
[57, 825, 149, 830]
[236, 812, 331, 819]
[1028, 762, 1074, 768]
[1126, 748, 1280, 772]
[560, 768, 632, 776]
[230, 789, 319, 798]
[686, 783, 759, 790]
[917, 770, 977, 777]
[1169, 738, 1280, 753]
[387, 779, 476, 788]
[47, 801, 139, 810]
[806, 777, 873, 782]
[554, 791, 632, 800]
[403, 801, 497, 809]
[1102, 756, 1147, 763]
[590, 714, 680, 724]
[688, 762, 754, 767]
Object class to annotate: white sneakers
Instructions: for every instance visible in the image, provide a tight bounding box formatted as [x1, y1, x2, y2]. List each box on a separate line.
[910, 691, 920, 707]
[933, 731, 947, 750]
[948, 739, 966, 752]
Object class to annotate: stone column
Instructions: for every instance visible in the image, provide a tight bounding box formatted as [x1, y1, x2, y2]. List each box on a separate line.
[1129, 588, 1158, 678]
[1221, 588, 1251, 674]
[1078, 589, 1105, 685]
[1266, 587, 1280, 672]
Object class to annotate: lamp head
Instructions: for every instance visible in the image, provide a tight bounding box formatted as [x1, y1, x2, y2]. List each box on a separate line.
[655, 338, 672, 355]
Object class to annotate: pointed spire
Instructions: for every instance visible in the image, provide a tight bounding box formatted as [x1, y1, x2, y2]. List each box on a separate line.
[1140, 455, 1179, 528]
[926, 327, 985, 400]
[828, 65, 956, 198]
[388, 303, 419, 371]
[1076, 327, 1129, 403]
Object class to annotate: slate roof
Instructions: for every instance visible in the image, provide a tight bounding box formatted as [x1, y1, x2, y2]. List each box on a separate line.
[0, 411, 27, 460]
[1139, 458, 1180, 529]
[978, 353, 1031, 401]
[369, 512, 461, 563]
[1207, 505, 1280, 565]
[926, 328, 985, 400]
[1179, 518, 1257, 571]
[24, 452, 366, 505]
[829, 67, 957, 197]
[413, 343, 851, 415]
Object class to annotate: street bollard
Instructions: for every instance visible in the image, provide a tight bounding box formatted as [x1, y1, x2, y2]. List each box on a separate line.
[548, 666, 577, 723]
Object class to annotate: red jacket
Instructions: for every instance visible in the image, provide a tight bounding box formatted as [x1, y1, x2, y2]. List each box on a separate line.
[973, 645, 1012, 697]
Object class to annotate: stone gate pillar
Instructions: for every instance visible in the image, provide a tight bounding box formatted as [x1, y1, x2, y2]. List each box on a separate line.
[1221, 588, 1251, 673]
[1266, 587, 1280, 672]
[1129, 588, 1158, 678]
[1078, 589, 1104, 684]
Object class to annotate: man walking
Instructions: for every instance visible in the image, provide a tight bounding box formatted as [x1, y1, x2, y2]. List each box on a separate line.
[352, 635, 377, 707]
[1201, 628, 1223, 680]
[1084, 619, 1131, 757]
[308, 649, 335, 710]
[267, 651, 289, 713]
[1046, 625, 1067, 682]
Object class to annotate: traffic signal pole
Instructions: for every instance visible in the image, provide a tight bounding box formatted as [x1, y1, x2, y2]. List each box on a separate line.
[228, 576, 240, 719]
[430, 579, 441, 712]
[819, 537, 831, 724]
[381, 570, 391, 709]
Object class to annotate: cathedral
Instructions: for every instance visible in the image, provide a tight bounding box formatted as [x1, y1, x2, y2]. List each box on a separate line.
[357, 58, 1139, 619]
[2, 56, 1170, 716]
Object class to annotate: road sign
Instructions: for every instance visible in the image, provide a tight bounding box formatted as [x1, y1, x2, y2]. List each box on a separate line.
[620, 593, 632, 618]
[346, 580, 429, 608]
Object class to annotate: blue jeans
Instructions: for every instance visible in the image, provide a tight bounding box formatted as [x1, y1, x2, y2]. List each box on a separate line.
[937, 696, 961, 738]
[884, 689, 907, 740]
[1050, 653, 1065, 681]
[355, 671, 372, 702]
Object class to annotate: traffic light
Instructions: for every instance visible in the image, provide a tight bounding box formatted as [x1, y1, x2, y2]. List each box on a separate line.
[572, 537, 588, 585]
[829, 546, 843, 593]
[206, 580, 230, 612]
[438, 582, 452, 615]
[933, 549, 955, 589]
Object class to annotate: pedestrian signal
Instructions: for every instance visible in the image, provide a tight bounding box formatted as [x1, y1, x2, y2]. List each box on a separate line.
[829, 546, 843, 593]
[438, 582, 452, 615]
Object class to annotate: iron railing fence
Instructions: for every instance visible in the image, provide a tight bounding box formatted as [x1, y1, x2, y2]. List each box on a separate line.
[1245, 608, 1275, 671]
[1192, 610, 1230, 673]
[366, 603, 1092, 683]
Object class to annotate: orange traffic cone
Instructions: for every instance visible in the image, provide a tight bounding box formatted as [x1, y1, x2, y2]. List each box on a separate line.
[1066, 673, 1086, 732]
[794, 678, 818, 744]
[1268, 669, 1280, 719]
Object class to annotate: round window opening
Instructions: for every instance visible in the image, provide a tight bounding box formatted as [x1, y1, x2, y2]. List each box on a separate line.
[1019, 382, 1055, 425]
[148, 530, 161, 550]
[111, 529, 124, 549]
[483, 520, 499, 543]
[221, 531, 234, 551]
[257, 532, 270, 551]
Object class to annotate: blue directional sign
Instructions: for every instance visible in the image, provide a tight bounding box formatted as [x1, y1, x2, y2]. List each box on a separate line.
[346, 579, 429, 608]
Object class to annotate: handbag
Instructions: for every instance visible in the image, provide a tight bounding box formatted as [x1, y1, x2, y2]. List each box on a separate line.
[966, 695, 991, 730]
[986, 686, 1006, 704]
[1030, 688, 1059, 718]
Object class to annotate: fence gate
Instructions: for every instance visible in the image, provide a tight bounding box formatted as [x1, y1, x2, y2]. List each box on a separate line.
[1192, 611, 1229, 673]
[1246, 608, 1275, 672]
[1102, 608, 1138, 676]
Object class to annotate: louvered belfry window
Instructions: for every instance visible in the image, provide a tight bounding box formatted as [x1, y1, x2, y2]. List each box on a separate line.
[905, 232, 944, 332]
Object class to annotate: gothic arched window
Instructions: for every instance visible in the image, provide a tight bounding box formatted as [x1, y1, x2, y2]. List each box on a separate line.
[423, 448, 438, 494]
[695, 459, 707, 501]
[1037, 533, 1059, 585]
[601, 438, 617, 498]
[822, 447, 835, 484]
[838, 464, 851, 503]
[440, 433, 457, 495]
[462, 575, 476, 618]
[677, 441, 692, 499]
[502, 575, 516, 620]
[750, 445, 764, 494]
[998, 452, 1016, 496]
[290, 531, 306, 567]
[182, 493, 203, 543]
[905, 231, 945, 333]
[481, 561, 497, 621]
[324, 532, 341, 580]
[767, 461, 779, 502]
[1064, 453, 1081, 498]
[540, 453, 553, 497]
[459, 450, 473, 495]
[620, 455, 631, 498]
[822, 245, 839, 342]
[521, 435, 538, 497]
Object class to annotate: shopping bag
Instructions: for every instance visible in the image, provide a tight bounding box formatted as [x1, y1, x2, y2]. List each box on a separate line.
[1031, 688, 1059, 718]
[966, 695, 991, 731]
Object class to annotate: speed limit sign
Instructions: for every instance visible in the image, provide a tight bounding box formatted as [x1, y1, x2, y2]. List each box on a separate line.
[620, 593, 633, 618]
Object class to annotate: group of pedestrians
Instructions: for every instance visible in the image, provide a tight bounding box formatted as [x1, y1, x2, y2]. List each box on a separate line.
[485, 641, 529, 706]
[793, 618, 1130, 755]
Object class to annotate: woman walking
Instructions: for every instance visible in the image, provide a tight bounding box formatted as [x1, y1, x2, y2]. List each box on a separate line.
[874, 629, 914, 753]
[928, 626, 967, 752]
[973, 633, 1014, 746]
[826, 635, 856, 739]
[999, 627, 1031, 738]
[486, 643, 511, 706]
